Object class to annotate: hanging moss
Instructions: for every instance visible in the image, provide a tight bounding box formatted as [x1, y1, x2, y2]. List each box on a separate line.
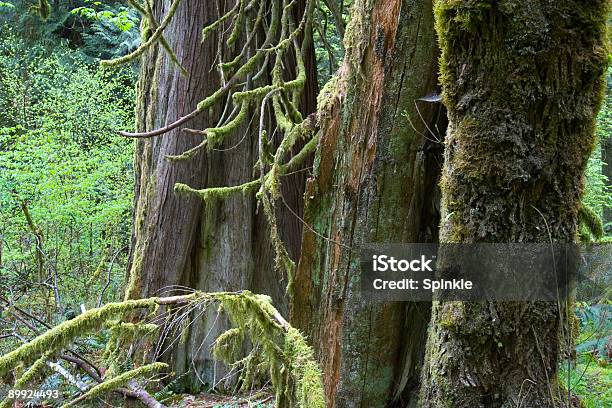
[578, 203, 604, 242]
[233, 85, 281, 103]
[102, 0, 183, 67]
[212, 327, 244, 363]
[212, 291, 324, 408]
[201, 1, 240, 41]
[86, 252, 108, 286]
[226, 0, 247, 47]
[165, 139, 208, 162]
[220, 0, 267, 72]
[206, 101, 250, 147]
[282, 131, 320, 173]
[126, 0, 186, 74]
[174, 179, 260, 201]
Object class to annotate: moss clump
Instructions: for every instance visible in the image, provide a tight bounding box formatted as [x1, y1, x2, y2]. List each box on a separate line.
[174, 179, 260, 202]
[283, 328, 326, 408]
[212, 327, 244, 363]
[578, 203, 604, 242]
[213, 291, 325, 408]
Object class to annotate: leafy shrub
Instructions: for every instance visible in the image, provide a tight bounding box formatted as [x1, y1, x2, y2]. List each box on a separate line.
[0, 25, 136, 338]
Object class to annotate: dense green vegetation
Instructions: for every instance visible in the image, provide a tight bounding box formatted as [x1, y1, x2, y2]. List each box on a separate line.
[0, 16, 136, 342]
[584, 67, 612, 232]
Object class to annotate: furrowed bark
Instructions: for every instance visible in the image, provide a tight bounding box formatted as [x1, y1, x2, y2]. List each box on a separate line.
[125, 0, 316, 392]
[603, 137, 612, 228]
[291, 1, 444, 406]
[420, 1, 609, 407]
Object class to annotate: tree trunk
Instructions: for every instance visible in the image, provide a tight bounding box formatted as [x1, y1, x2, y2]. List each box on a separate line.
[125, 0, 316, 392]
[420, 1, 608, 407]
[291, 0, 444, 406]
[602, 137, 612, 229]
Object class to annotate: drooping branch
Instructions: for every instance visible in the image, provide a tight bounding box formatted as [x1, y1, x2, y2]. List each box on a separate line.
[61, 362, 168, 408]
[110, 0, 317, 292]
[0, 298, 161, 377]
[101, 0, 184, 68]
[0, 291, 324, 408]
[123, 0, 186, 75]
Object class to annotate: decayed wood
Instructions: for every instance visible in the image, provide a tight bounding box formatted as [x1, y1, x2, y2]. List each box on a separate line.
[292, 1, 444, 406]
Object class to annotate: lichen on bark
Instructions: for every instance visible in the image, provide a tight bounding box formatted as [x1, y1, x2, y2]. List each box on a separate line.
[421, 1, 609, 407]
[292, 0, 445, 406]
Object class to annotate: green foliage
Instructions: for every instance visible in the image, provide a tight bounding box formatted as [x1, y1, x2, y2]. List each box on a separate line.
[583, 67, 612, 236]
[559, 303, 612, 408]
[0, 1, 141, 60]
[312, 1, 347, 87]
[214, 291, 325, 408]
[76, 5, 141, 60]
[0, 25, 136, 340]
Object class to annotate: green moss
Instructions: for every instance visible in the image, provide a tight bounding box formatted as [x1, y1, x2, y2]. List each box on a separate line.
[226, 0, 246, 47]
[212, 291, 325, 408]
[60, 362, 168, 408]
[174, 179, 260, 202]
[206, 101, 250, 148]
[0, 299, 156, 377]
[102, 0, 183, 67]
[165, 139, 208, 162]
[0, 352, 52, 408]
[578, 203, 604, 242]
[212, 327, 244, 363]
[233, 85, 281, 103]
[283, 328, 325, 408]
[315, 75, 342, 122]
[201, 2, 239, 41]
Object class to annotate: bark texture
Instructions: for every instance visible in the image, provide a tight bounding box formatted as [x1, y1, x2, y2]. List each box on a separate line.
[125, 0, 315, 391]
[603, 137, 612, 229]
[421, 1, 609, 407]
[291, 0, 444, 406]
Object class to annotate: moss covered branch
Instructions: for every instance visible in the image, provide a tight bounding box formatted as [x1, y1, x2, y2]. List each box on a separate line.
[0, 292, 323, 408]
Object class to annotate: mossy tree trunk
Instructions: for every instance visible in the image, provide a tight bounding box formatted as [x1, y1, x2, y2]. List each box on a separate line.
[291, 0, 445, 406]
[125, 0, 315, 392]
[420, 1, 608, 407]
[603, 137, 612, 229]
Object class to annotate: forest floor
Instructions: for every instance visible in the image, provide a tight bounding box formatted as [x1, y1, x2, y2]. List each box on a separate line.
[172, 392, 274, 408]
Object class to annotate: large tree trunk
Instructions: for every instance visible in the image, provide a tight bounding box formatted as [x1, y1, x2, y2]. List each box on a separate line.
[602, 137, 612, 229]
[291, 0, 444, 406]
[420, 1, 608, 407]
[125, 0, 315, 392]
